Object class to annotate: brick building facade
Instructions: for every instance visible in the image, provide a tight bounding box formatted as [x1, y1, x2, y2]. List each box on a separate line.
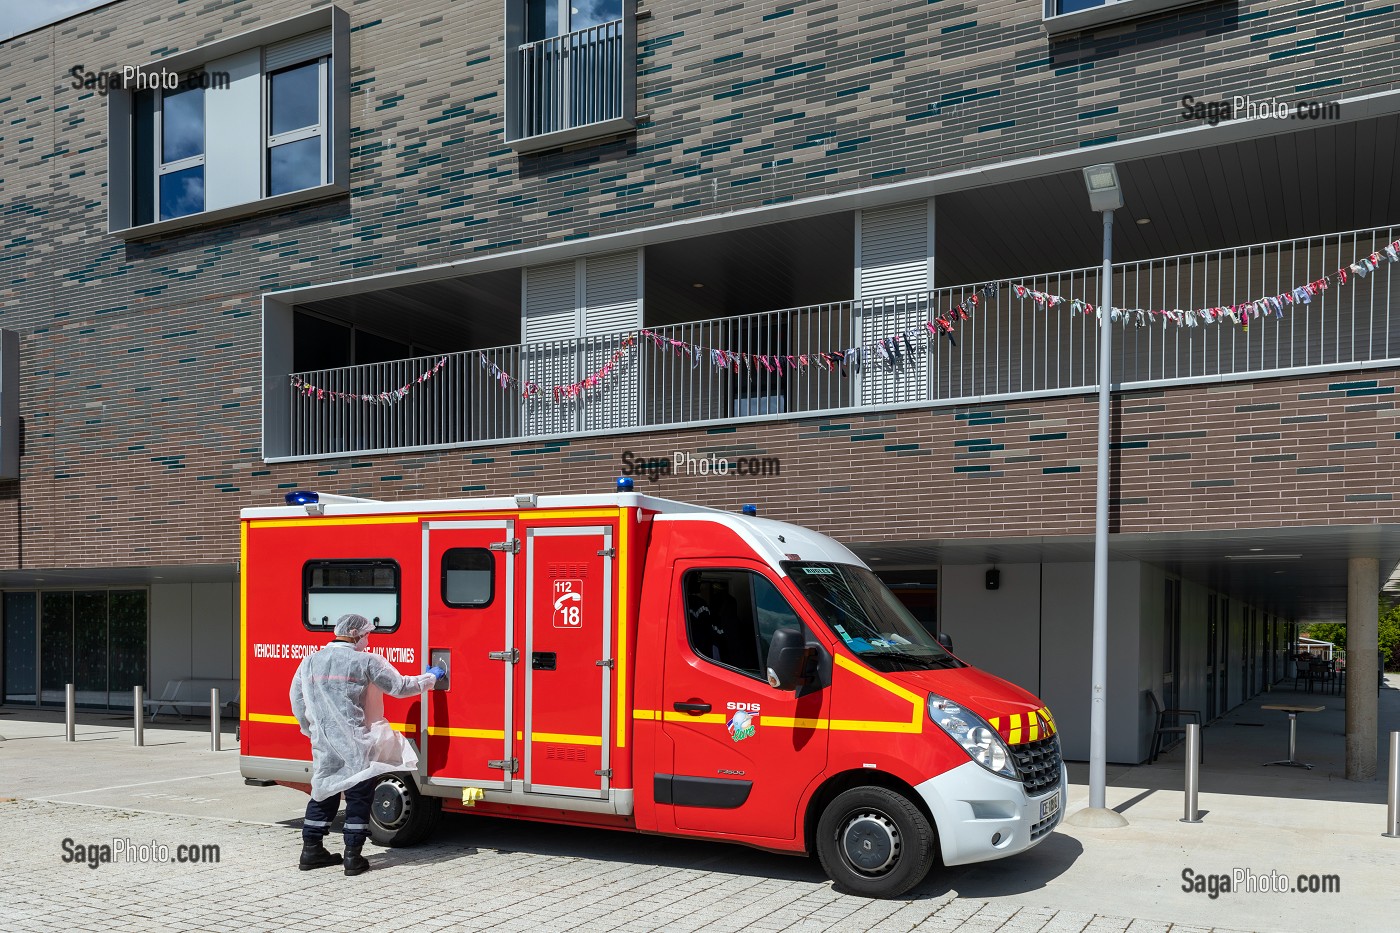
[1, 0, 1397, 767]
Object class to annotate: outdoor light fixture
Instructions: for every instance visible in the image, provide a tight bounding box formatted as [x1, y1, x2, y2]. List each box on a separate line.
[1069, 160, 1129, 830]
[1082, 163, 1124, 212]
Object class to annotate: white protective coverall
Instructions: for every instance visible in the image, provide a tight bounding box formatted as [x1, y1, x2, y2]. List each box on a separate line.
[290, 616, 437, 801]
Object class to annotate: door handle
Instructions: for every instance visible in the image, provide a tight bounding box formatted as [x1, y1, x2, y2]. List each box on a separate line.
[673, 701, 711, 715]
[430, 649, 450, 691]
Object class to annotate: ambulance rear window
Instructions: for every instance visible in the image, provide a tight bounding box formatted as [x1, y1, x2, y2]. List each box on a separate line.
[303, 559, 401, 632]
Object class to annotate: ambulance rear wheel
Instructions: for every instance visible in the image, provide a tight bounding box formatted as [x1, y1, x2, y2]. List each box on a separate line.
[369, 773, 440, 847]
[816, 786, 935, 898]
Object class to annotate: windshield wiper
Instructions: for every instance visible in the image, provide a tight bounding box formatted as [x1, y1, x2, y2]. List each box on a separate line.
[861, 649, 960, 670]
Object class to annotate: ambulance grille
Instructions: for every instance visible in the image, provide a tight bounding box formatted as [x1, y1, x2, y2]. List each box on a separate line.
[1012, 734, 1062, 797]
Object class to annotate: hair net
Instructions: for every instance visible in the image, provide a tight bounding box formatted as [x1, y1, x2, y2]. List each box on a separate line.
[334, 613, 376, 639]
[290, 642, 436, 800]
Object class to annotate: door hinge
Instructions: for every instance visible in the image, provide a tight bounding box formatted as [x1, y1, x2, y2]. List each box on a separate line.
[595, 658, 615, 668]
[597, 547, 616, 557]
[594, 768, 613, 777]
[489, 538, 521, 553]
[488, 758, 519, 773]
[488, 648, 520, 663]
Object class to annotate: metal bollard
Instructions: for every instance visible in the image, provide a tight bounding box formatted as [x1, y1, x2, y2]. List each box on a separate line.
[133, 685, 144, 747]
[65, 683, 76, 742]
[1385, 732, 1400, 839]
[210, 687, 221, 752]
[1180, 722, 1202, 824]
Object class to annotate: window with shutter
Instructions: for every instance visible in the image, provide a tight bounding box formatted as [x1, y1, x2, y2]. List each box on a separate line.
[521, 252, 642, 436]
[857, 202, 935, 407]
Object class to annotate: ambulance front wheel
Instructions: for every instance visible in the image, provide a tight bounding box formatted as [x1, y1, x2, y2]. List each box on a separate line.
[815, 786, 936, 898]
[369, 773, 441, 847]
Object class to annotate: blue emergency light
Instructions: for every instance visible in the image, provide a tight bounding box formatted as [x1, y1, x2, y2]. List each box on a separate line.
[285, 490, 320, 506]
[741, 504, 758, 516]
[616, 476, 635, 492]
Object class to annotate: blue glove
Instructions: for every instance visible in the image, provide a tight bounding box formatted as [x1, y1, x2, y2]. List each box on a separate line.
[426, 665, 446, 680]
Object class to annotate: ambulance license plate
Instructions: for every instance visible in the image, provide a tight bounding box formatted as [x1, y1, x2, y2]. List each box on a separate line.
[1040, 792, 1060, 821]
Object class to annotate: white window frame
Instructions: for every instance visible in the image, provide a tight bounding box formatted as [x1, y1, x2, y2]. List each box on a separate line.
[265, 56, 330, 197]
[153, 81, 207, 221]
[107, 5, 349, 240]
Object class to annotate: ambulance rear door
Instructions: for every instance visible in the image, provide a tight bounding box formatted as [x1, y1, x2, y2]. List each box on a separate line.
[423, 520, 516, 790]
[520, 524, 614, 799]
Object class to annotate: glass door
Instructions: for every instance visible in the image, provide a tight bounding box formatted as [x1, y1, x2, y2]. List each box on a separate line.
[1162, 578, 1180, 713]
[40, 592, 74, 707]
[29, 589, 148, 709]
[1217, 598, 1230, 715]
[3, 592, 38, 705]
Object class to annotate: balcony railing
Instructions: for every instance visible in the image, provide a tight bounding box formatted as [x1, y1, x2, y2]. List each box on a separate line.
[509, 18, 630, 147]
[278, 225, 1400, 460]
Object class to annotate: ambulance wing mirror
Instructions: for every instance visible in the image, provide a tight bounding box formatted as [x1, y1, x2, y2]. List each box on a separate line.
[937, 632, 954, 652]
[766, 627, 812, 692]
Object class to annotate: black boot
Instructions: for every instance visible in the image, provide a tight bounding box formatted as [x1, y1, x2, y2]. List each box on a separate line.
[343, 842, 369, 876]
[298, 841, 341, 871]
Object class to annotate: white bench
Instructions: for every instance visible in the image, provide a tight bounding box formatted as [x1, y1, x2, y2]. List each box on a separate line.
[147, 679, 240, 720]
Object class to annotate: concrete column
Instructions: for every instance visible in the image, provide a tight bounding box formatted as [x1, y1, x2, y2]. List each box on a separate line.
[1345, 557, 1379, 781]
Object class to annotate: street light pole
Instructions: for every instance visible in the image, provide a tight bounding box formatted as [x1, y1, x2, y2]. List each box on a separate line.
[1068, 164, 1129, 829]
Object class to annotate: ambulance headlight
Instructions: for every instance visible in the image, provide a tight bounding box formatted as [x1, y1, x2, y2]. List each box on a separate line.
[927, 692, 1017, 780]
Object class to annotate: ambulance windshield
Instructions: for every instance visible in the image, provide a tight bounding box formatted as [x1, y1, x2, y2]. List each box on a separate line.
[782, 562, 962, 672]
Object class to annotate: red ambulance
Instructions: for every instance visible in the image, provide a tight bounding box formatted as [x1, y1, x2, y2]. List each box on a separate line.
[239, 488, 1064, 897]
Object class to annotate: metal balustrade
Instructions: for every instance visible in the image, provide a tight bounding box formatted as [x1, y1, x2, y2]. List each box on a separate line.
[281, 225, 1400, 459]
[513, 20, 625, 140]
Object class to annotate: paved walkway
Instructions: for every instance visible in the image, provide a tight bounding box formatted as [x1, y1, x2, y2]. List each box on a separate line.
[3, 677, 1397, 932]
[0, 797, 1245, 933]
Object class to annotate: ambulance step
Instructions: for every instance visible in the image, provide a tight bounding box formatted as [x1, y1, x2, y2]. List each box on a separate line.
[487, 758, 519, 772]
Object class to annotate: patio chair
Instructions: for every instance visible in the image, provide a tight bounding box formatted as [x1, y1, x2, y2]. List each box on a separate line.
[1147, 690, 1203, 764]
[1293, 657, 1316, 692]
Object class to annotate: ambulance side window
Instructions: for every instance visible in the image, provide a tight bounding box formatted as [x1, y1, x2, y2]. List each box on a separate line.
[683, 569, 803, 682]
[303, 559, 400, 632]
[441, 548, 494, 608]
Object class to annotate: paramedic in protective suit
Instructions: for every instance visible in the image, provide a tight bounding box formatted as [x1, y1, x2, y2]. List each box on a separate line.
[289, 613, 446, 875]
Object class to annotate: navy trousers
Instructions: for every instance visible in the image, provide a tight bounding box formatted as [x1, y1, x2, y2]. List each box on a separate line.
[303, 777, 376, 847]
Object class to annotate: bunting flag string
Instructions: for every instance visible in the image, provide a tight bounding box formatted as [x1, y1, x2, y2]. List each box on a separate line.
[476, 336, 639, 406]
[291, 356, 449, 404]
[296, 237, 1400, 405]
